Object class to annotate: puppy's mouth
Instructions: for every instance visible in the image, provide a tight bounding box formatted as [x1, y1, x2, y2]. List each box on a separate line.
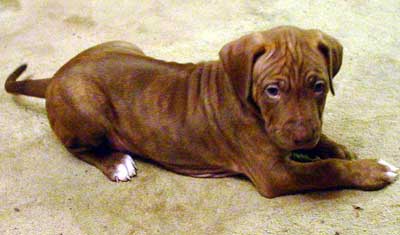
[280, 139, 319, 151]
[293, 139, 319, 151]
[270, 129, 320, 151]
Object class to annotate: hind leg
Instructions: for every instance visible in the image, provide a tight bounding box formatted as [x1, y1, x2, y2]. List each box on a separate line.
[46, 78, 137, 181]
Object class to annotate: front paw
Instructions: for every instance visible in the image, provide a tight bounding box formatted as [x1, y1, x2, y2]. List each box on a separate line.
[350, 159, 398, 190]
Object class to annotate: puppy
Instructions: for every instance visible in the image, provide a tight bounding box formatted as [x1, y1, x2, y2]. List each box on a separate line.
[5, 26, 398, 198]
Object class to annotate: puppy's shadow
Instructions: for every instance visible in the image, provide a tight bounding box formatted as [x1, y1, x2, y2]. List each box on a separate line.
[11, 95, 47, 114]
[301, 189, 348, 201]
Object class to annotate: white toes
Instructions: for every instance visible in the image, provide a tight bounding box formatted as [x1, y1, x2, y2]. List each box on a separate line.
[378, 159, 399, 172]
[385, 172, 398, 183]
[114, 164, 129, 182]
[123, 154, 137, 177]
[113, 154, 137, 182]
[378, 159, 399, 183]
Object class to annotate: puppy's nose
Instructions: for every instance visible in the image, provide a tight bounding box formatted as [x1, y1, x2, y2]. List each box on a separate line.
[293, 126, 313, 145]
[288, 120, 316, 146]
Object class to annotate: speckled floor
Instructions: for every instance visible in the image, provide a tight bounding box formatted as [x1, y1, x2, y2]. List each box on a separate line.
[0, 1, 399, 234]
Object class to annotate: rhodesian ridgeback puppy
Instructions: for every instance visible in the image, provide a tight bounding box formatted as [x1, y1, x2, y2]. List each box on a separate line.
[5, 26, 398, 198]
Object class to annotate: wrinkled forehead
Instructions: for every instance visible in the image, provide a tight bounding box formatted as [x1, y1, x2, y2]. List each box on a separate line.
[253, 29, 328, 82]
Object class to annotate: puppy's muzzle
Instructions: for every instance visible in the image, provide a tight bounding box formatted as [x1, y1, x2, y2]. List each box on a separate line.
[283, 119, 320, 149]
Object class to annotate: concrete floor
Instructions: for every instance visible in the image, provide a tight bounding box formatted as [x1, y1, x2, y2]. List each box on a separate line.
[0, 1, 399, 234]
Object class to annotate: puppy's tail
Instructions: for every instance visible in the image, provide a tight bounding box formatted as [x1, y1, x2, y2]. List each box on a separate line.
[4, 64, 52, 98]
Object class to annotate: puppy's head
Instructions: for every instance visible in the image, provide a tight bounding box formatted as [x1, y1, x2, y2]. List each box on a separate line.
[220, 26, 343, 151]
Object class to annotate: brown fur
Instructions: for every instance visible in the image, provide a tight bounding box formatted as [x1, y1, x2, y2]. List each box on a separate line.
[4, 26, 396, 198]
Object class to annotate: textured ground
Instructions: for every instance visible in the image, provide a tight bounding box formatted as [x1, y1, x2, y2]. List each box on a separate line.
[0, 1, 399, 234]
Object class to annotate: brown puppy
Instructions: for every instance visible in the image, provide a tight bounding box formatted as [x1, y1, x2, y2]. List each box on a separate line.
[5, 26, 398, 198]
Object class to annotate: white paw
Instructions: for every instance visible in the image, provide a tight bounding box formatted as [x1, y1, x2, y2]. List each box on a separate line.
[113, 154, 137, 182]
[385, 172, 398, 183]
[378, 159, 399, 183]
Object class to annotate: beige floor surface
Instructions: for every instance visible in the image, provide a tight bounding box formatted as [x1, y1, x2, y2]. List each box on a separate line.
[0, 1, 399, 234]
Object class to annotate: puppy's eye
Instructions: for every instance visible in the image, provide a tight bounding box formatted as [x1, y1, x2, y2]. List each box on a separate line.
[313, 80, 325, 94]
[265, 84, 280, 98]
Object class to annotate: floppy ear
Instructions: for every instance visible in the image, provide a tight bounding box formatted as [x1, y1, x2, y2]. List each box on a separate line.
[219, 33, 266, 102]
[314, 31, 343, 95]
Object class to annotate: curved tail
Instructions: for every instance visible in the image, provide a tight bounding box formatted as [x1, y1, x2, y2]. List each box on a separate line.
[4, 64, 52, 98]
